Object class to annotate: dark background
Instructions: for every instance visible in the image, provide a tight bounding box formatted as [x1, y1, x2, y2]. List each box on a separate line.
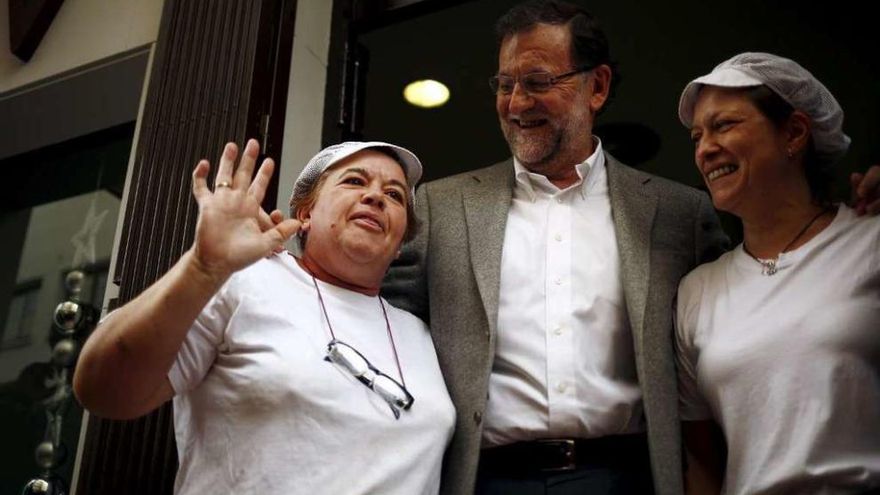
[356, 0, 879, 201]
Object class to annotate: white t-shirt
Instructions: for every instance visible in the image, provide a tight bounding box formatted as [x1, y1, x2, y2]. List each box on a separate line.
[676, 205, 880, 495]
[167, 253, 455, 495]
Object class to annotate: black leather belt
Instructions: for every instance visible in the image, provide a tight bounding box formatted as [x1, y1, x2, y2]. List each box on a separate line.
[479, 434, 649, 473]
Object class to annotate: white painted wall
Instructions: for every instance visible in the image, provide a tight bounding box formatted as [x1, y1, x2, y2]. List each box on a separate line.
[0, 0, 164, 94]
[277, 0, 333, 215]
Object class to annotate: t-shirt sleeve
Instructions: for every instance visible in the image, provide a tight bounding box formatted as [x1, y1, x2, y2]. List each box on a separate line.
[674, 273, 713, 421]
[167, 280, 235, 394]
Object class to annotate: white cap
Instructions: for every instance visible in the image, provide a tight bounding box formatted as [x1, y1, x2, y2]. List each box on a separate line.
[678, 52, 850, 162]
[289, 141, 423, 216]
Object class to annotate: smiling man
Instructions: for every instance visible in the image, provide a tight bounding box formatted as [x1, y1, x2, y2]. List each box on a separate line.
[383, 1, 728, 494]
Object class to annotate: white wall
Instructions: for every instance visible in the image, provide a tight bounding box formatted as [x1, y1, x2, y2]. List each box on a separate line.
[0, 0, 164, 94]
[277, 0, 333, 215]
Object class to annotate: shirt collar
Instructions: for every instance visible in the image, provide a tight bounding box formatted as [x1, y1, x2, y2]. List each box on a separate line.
[512, 136, 605, 201]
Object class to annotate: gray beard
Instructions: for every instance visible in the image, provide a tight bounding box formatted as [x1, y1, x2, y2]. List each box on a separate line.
[503, 126, 564, 170]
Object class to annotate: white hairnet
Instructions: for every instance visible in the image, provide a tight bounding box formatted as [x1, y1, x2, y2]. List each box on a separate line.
[678, 52, 850, 162]
[289, 141, 423, 217]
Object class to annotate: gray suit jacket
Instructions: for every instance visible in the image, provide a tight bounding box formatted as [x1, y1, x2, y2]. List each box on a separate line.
[383, 153, 728, 495]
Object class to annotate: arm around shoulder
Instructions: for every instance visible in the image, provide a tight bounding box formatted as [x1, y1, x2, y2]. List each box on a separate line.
[383, 184, 430, 321]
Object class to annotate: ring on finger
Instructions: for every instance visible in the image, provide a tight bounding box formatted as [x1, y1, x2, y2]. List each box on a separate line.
[216, 181, 232, 189]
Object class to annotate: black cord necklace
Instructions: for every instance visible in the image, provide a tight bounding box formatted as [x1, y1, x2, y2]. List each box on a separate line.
[743, 207, 831, 276]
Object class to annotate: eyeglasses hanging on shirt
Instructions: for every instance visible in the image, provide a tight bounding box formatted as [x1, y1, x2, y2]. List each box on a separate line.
[311, 275, 414, 419]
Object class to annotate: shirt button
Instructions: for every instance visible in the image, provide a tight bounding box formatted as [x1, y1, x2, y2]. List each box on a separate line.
[473, 411, 482, 425]
[556, 382, 568, 393]
[556, 198, 563, 204]
[554, 325, 563, 336]
[554, 233, 562, 242]
[555, 278, 563, 285]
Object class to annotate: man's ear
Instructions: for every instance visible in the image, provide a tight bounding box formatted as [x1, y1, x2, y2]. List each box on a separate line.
[588, 64, 612, 113]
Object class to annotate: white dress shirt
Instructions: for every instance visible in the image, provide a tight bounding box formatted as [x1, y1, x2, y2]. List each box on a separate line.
[482, 139, 644, 447]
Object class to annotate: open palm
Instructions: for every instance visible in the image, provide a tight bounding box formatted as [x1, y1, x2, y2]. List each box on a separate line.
[191, 139, 300, 281]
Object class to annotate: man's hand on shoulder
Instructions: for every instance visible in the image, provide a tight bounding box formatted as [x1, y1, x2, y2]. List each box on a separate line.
[851, 165, 880, 215]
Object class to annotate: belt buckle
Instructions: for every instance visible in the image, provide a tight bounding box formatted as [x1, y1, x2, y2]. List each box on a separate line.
[536, 438, 576, 472]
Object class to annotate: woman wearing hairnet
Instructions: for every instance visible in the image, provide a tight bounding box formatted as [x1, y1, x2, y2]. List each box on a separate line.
[674, 53, 880, 494]
[73, 139, 455, 494]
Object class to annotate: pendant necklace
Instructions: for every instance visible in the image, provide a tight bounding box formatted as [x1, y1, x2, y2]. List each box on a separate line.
[743, 208, 830, 276]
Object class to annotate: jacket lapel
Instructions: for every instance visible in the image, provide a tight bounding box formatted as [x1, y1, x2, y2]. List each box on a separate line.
[606, 153, 658, 353]
[462, 160, 514, 338]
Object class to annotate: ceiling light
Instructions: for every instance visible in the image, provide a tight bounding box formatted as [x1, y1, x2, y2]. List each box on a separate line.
[403, 79, 450, 108]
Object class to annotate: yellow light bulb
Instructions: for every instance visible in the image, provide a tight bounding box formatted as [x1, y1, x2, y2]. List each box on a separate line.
[403, 79, 450, 108]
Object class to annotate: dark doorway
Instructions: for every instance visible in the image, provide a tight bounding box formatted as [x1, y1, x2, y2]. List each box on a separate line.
[330, 0, 879, 197]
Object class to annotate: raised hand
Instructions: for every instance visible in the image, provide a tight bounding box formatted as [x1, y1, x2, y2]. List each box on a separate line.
[191, 139, 301, 282]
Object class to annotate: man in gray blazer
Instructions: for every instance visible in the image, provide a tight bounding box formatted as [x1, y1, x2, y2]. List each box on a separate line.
[383, 1, 727, 494]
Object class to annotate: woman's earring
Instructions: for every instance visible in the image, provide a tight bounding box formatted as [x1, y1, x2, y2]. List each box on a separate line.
[295, 222, 309, 242]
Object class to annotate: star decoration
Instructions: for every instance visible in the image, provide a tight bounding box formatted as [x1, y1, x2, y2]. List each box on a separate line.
[70, 201, 109, 268]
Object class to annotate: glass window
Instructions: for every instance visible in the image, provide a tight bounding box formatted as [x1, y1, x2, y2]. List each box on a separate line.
[0, 125, 131, 494]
